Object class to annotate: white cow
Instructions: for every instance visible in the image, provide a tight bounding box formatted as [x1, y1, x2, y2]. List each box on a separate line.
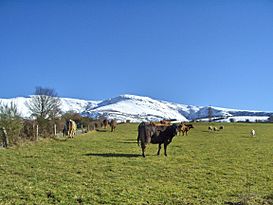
[250, 129, 256, 137]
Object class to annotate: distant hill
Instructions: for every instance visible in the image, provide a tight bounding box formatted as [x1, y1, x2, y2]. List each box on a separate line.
[0, 94, 272, 122]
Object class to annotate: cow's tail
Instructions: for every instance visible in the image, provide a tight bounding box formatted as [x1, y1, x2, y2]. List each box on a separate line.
[137, 127, 142, 146]
[137, 122, 145, 146]
[137, 133, 140, 146]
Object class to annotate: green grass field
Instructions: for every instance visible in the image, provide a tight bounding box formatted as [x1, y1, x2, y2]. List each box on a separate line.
[0, 123, 272, 205]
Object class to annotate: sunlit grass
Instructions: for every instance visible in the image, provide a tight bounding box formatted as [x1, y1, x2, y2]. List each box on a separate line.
[0, 123, 272, 204]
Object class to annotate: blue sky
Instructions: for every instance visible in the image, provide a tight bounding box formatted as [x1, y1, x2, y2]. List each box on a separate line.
[1, 0, 273, 110]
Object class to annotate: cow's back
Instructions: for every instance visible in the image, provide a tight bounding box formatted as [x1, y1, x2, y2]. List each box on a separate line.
[138, 122, 157, 145]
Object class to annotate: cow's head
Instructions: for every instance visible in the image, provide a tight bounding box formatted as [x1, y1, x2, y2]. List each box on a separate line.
[170, 124, 178, 136]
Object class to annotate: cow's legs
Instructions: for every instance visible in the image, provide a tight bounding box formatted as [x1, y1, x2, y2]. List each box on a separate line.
[164, 143, 168, 156]
[157, 144, 162, 155]
[141, 143, 146, 157]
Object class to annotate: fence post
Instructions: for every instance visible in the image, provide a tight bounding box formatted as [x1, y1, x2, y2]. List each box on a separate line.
[33, 123, 35, 140]
[1, 127, 9, 148]
[54, 124, 57, 136]
[36, 124, 39, 141]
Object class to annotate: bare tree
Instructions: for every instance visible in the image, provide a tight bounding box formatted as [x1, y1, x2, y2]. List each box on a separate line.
[26, 87, 61, 120]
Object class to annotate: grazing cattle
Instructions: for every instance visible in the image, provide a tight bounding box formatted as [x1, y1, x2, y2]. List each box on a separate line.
[213, 127, 219, 131]
[178, 123, 194, 136]
[63, 123, 68, 136]
[209, 126, 223, 132]
[160, 120, 171, 125]
[137, 122, 178, 157]
[102, 119, 108, 129]
[67, 119, 77, 138]
[250, 129, 256, 137]
[110, 119, 117, 132]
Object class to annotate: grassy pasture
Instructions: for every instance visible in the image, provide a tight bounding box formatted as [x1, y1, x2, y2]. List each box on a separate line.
[0, 123, 272, 205]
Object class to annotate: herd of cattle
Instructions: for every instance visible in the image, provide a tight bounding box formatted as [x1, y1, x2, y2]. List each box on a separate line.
[62, 119, 117, 137]
[61, 118, 256, 158]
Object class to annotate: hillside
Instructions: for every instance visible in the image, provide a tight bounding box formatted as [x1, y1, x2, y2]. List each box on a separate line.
[0, 94, 272, 122]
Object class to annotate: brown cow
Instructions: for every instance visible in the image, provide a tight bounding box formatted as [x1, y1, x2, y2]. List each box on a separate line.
[102, 119, 108, 129]
[64, 119, 77, 138]
[178, 123, 194, 136]
[110, 119, 117, 132]
[137, 122, 178, 157]
[160, 120, 171, 125]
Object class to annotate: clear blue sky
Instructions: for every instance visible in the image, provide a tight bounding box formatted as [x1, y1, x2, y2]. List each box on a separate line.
[1, 0, 273, 110]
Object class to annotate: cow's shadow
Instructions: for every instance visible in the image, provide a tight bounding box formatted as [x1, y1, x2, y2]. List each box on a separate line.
[95, 129, 108, 132]
[119, 140, 136, 144]
[84, 153, 140, 158]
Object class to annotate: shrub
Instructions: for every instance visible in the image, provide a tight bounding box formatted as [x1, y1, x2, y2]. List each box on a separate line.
[0, 102, 23, 144]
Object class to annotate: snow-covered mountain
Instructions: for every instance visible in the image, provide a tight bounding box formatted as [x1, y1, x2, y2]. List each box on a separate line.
[82, 95, 189, 122]
[0, 94, 272, 123]
[0, 97, 100, 119]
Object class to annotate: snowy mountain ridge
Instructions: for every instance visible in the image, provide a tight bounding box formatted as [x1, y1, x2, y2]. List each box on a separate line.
[0, 94, 272, 122]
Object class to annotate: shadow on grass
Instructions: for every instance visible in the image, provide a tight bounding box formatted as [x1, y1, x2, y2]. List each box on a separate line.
[120, 141, 137, 144]
[224, 202, 243, 205]
[95, 129, 108, 132]
[52, 137, 68, 142]
[240, 135, 255, 138]
[84, 153, 140, 158]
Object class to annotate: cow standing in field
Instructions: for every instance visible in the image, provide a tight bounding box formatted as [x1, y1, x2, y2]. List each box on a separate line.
[137, 122, 178, 157]
[110, 119, 117, 132]
[213, 127, 219, 131]
[250, 129, 256, 137]
[219, 126, 224, 130]
[63, 123, 68, 136]
[67, 119, 77, 138]
[102, 119, 108, 129]
[160, 120, 171, 125]
[178, 123, 194, 136]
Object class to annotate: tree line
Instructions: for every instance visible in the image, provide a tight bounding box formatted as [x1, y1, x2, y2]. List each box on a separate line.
[0, 86, 105, 147]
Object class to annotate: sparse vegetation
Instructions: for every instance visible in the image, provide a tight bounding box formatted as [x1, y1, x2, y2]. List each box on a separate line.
[26, 87, 62, 137]
[0, 122, 272, 204]
[0, 102, 23, 144]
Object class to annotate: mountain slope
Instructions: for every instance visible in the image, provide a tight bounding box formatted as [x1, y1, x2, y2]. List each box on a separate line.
[0, 97, 100, 118]
[83, 95, 189, 122]
[0, 94, 272, 122]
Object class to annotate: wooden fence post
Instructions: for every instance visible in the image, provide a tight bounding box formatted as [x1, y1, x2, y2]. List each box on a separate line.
[1, 127, 9, 148]
[36, 124, 39, 141]
[33, 123, 35, 140]
[54, 124, 57, 136]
